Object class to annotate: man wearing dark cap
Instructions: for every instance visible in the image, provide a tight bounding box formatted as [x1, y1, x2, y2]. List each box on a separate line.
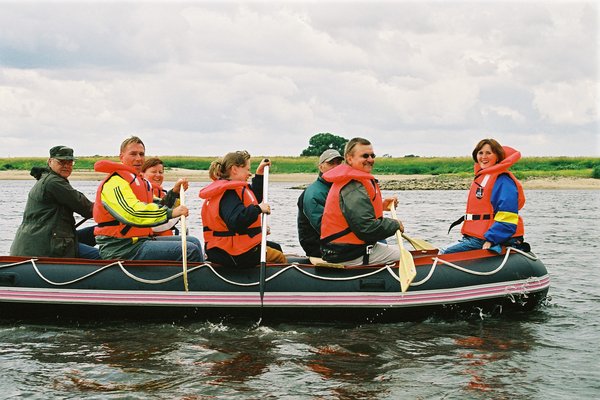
[297, 148, 344, 264]
[10, 146, 100, 259]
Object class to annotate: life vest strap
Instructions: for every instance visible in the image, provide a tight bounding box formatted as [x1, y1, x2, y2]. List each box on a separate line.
[97, 220, 119, 227]
[204, 226, 262, 238]
[447, 214, 493, 234]
[321, 227, 353, 244]
[96, 219, 132, 235]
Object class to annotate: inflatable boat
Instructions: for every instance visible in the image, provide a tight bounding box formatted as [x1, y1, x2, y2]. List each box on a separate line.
[0, 247, 549, 322]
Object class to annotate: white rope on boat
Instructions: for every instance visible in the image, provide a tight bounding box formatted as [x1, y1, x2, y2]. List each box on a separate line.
[0, 258, 393, 288]
[407, 247, 538, 287]
[0, 247, 539, 289]
[30, 259, 121, 286]
[116, 261, 210, 285]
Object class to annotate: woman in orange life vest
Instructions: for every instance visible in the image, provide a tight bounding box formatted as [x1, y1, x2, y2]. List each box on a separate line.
[141, 158, 204, 249]
[441, 138, 529, 254]
[142, 158, 185, 236]
[199, 150, 287, 267]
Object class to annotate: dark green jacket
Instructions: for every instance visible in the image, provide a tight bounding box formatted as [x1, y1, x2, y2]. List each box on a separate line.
[321, 180, 400, 263]
[297, 175, 331, 257]
[10, 167, 94, 257]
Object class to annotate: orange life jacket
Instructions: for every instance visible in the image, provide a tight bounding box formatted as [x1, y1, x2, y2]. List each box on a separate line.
[461, 146, 525, 239]
[199, 179, 262, 256]
[151, 184, 167, 199]
[320, 164, 383, 245]
[93, 160, 155, 238]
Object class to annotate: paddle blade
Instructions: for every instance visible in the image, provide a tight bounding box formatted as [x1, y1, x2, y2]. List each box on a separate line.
[398, 248, 416, 292]
[401, 233, 436, 251]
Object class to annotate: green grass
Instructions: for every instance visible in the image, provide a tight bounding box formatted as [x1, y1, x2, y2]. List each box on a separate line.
[1, 156, 599, 178]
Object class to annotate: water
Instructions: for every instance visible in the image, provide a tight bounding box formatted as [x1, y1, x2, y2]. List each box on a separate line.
[1, 180, 599, 399]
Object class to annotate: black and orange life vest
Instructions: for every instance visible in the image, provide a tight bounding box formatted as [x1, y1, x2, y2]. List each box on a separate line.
[199, 179, 262, 255]
[461, 146, 525, 240]
[93, 160, 155, 238]
[320, 164, 384, 245]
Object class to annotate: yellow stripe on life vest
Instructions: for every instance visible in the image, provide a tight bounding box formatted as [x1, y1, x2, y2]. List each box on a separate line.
[494, 211, 519, 225]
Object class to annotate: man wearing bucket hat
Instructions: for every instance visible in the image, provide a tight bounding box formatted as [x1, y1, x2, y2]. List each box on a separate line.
[297, 148, 344, 264]
[10, 145, 100, 259]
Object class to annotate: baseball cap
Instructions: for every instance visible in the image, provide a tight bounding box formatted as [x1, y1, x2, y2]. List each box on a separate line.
[49, 145, 75, 160]
[319, 149, 343, 164]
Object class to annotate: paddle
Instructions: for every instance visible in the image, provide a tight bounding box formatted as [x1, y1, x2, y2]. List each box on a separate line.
[401, 233, 436, 251]
[259, 164, 270, 307]
[389, 205, 416, 292]
[180, 187, 189, 292]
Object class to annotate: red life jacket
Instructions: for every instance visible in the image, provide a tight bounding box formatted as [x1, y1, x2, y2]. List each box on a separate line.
[93, 160, 155, 238]
[199, 179, 262, 256]
[320, 164, 384, 245]
[151, 184, 167, 199]
[461, 146, 525, 239]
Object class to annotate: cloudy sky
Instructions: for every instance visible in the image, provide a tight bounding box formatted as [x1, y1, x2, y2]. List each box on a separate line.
[0, 1, 598, 158]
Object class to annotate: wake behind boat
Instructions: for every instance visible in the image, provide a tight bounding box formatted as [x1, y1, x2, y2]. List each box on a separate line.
[0, 247, 549, 323]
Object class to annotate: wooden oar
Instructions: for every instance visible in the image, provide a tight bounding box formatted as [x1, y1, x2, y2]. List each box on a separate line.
[389, 205, 416, 292]
[180, 188, 189, 292]
[401, 233, 436, 251]
[259, 165, 270, 307]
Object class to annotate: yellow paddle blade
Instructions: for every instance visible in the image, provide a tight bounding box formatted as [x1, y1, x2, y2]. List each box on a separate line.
[401, 233, 436, 251]
[388, 205, 417, 292]
[398, 245, 416, 292]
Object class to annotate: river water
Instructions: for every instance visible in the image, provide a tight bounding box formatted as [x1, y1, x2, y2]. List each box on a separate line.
[0, 180, 599, 399]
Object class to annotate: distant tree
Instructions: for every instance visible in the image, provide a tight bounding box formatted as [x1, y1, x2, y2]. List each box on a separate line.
[300, 133, 348, 156]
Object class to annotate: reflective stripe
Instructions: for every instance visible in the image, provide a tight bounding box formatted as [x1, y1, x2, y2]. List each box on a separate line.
[480, 174, 491, 187]
[465, 213, 492, 221]
[494, 211, 519, 224]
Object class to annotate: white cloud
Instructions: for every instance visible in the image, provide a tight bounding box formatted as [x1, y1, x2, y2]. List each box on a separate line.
[0, 1, 598, 158]
[533, 80, 598, 125]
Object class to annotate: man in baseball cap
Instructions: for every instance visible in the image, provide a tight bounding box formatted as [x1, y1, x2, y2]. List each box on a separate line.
[297, 148, 344, 263]
[11, 145, 99, 259]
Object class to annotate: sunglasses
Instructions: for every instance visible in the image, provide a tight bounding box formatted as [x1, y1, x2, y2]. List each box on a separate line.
[359, 153, 376, 159]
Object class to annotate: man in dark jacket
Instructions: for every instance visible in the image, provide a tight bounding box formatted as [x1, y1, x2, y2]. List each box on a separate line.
[10, 146, 99, 259]
[297, 149, 343, 263]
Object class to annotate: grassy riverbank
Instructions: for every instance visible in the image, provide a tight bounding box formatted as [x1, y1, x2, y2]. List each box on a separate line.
[1, 155, 599, 179]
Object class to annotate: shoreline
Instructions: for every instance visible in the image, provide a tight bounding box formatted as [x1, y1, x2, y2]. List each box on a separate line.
[1, 169, 598, 190]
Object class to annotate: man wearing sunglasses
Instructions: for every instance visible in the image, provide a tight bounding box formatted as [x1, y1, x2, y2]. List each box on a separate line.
[11, 145, 100, 259]
[320, 137, 403, 266]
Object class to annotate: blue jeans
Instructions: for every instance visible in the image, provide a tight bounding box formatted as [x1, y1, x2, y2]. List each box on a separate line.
[77, 226, 100, 259]
[440, 235, 502, 255]
[132, 235, 204, 262]
[78, 243, 101, 259]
